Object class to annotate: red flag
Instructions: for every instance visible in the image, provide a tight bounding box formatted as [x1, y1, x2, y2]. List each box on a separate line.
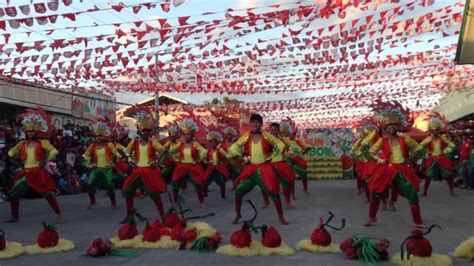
[161, 2, 171, 12]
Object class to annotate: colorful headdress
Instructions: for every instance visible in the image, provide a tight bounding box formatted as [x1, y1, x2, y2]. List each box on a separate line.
[178, 118, 199, 134]
[279, 121, 293, 135]
[372, 100, 411, 128]
[167, 124, 178, 137]
[223, 127, 238, 136]
[425, 112, 448, 133]
[92, 118, 112, 138]
[130, 106, 155, 131]
[207, 131, 223, 142]
[20, 108, 50, 132]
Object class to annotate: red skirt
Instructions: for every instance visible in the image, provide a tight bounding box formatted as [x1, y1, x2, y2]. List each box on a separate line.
[13, 167, 56, 193]
[426, 155, 453, 171]
[290, 157, 307, 169]
[273, 161, 296, 182]
[123, 167, 167, 194]
[172, 163, 205, 185]
[204, 164, 230, 180]
[164, 158, 177, 168]
[368, 163, 420, 193]
[360, 161, 378, 181]
[234, 163, 280, 195]
[115, 160, 129, 173]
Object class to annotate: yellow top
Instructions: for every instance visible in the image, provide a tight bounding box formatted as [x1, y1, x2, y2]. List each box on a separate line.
[391, 144, 405, 164]
[370, 134, 423, 163]
[25, 147, 41, 168]
[229, 131, 284, 165]
[420, 134, 455, 156]
[210, 146, 228, 165]
[8, 140, 58, 169]
[168, 141, 207, 164]
[83, 142, 120, 168]
[137, 144, 150, 167]
[125, 139, 165, 166]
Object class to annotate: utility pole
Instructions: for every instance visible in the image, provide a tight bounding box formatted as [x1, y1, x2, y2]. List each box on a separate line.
[154, 54, 160, 135]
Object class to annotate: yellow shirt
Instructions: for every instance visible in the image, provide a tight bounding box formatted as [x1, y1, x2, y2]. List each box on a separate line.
[212, 150, 219, 165]
[250, 141, 266, 164]
[391, 144, 405, 164]
[182, 147, 194, 164]
[25, 146, 41, 168]
[431, 139, 442, 156]
[96, 147, 110, 168]
[137, 144, 151, 167]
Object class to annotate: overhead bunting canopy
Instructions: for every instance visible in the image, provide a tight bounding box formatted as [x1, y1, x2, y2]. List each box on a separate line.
[0, 0, 472, 128]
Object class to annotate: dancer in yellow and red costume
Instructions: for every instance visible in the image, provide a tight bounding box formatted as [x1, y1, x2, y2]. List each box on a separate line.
[364, 100, 425, 228]
[204, 131, 230, 199]
[7, 108, 63, 223]
[229, 114, 289, 225]
[161, 125, 180, 184]
[122, 107, 167, 223]
[222, 127, 242, 187]
[170, 119, 207, 207]
[420, 112, 457, 197]
[279, 121, 310, 198]
[83, 119, 122, 208]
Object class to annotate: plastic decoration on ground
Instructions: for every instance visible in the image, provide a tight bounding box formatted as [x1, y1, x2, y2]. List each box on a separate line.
[24, 223, 75, 255]
[0, 229, 24, 260]
[452, 236, 474, 261]
[391, 225, 452, 266]
[297, 211, 345, 253]
[86, 237, 137, 258]
[339, 234, 390, 265]
[217, 200, 293, 256]
[111, 197, 219, 252]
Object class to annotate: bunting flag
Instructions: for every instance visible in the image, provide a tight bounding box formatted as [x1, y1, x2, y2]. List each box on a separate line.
[0, 0, 470, 128]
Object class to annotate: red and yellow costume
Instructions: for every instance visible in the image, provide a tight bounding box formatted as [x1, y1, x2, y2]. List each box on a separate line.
[204, 131, 230, 199]
[223, 127, 242, 183]
[229, 129, 288, 224]
[83, 119, 122, 208]
[280, 121, 309, 196]
[365, 100, 425, 227]
[170, 119, 207, 205]
[122, 107, 167, 222]
[420, 112, 456, 196]
[161, 125, 180, 184]
[8, 108, 62, 222]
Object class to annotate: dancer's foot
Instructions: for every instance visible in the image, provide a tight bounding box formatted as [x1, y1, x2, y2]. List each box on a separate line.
[56, 214, 64, 224]
[285, 202, 295, 209]
[364, 218, 376, 226]
[4, 217, 19, 223]
[261, 203, 270, 209]
[388, 202, 397, 212]
[87, 203, 95, 209]
[450, 192, 458, 197]
[304, 191, 310, 195]
[421, 192, 427, 197]
[279, 218, 289, 225]
[380, 202, 388, 211]
[111, 204, 118, 209]
[232, 214, 241, 224]
[119, 215, 132, 224]
[199, 203, 207, 208]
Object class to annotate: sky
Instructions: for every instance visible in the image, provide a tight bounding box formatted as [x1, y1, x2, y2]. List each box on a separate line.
[0, 0, 468, 126]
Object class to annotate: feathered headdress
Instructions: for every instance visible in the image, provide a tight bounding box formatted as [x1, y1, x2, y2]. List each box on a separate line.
[372, 100, 411, 128]
[130, 106, 155, 131]
[355, 117, 378, 134]
[207, 131, 223, 142]
[280, 117, 297, 136]
[178, 118, 199, 134]
[223, 127, 238, 136]
[167, 124, 178, 137]
[425, 112, 448, 133]
[20, 107, 50, 133]
[92, 118, 113, 138]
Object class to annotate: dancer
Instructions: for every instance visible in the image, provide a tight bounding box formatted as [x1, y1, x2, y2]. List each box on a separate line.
[229, 113, 289, 225]
[279, 121, 310, 198]
[222, 127, 242, 186]
[122, 107, 167, 223]
[204, 131, 230, 199]
[161, 125, 180, 184]
[83, 119, 122, 208]
[170, 119, 207, 207]
[269, 122, 295, 208]
[420, 112, 457, 197]
[6, 108, 63, 223]
[364, 100, 425, 228]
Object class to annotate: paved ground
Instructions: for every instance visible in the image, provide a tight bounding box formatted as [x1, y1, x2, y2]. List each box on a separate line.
[0, 179, 472, 266]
